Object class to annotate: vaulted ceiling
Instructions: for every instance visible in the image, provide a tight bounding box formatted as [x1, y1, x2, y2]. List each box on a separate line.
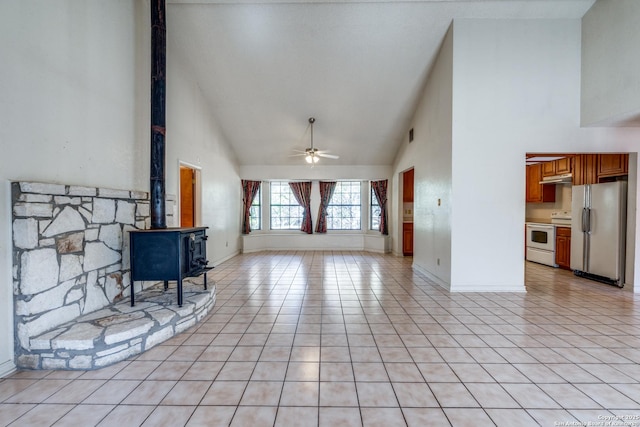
[167, 0, 595, 166]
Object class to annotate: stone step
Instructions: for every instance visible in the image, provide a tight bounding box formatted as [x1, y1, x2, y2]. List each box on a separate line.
[18, 279, 215, 370]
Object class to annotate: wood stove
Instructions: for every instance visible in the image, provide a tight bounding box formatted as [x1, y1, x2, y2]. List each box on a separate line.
[129, 227, 212, 306]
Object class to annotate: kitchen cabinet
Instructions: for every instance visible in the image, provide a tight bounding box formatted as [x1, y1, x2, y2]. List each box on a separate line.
[572, 154, 598, 186]
[541, 157, 572, 177]
[403, 169, 414, 202]
[541, 161, 556, 177]
[526, 163, 555, 203]
[597, 153, 628, 180]
[403, 222, 413, 256]
[555, 227, 571, 270]
[555, 157, 572, 174]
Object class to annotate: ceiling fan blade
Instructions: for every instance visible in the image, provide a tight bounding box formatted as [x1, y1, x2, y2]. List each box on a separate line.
[317, 153, 339, 159]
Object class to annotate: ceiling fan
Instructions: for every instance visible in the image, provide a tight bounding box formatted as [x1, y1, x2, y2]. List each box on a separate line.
[292, 117, 339, 164]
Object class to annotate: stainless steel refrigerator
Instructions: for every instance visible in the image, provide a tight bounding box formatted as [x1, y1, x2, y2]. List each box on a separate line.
[570, 181, 627, 287]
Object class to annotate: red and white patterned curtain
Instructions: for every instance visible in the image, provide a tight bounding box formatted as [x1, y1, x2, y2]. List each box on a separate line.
[241, 180, 261, 234]
[371, 179, 388, 235]
[315, 181, 337, 233]
[289, 181, 313, 234]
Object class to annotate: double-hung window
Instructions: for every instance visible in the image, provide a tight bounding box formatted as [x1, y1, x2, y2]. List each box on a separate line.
[270, 181, 303, 229]
[327, 181, 361, 230]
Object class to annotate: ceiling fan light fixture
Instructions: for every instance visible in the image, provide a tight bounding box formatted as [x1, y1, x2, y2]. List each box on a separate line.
[292, 117, 338, 165]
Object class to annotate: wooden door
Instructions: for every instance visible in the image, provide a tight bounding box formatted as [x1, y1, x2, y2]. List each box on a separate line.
[180, 166, 195, 227]
[403, 169, 414, 202]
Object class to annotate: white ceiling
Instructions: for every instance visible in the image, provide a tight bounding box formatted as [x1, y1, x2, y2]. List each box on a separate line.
[167, 0, 595, 166]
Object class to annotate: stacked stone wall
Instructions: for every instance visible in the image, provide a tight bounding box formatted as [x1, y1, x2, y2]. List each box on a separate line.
[11, 181, 175, 355]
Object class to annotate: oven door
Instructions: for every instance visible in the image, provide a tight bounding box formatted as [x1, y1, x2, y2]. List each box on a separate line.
[526, 224, 555, 251]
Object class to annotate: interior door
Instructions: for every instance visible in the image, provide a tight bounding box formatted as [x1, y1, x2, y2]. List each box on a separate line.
[587, 182, 625, 281]
[180, 166, 195, 227]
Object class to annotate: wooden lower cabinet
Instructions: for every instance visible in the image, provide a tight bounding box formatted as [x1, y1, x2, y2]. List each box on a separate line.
[403, 222, 413, 256]
[526, 163, 555, 203]
[555, 227, 571, 269]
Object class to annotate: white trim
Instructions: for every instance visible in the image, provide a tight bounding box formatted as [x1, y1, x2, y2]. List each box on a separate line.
[212, 250, 240, 266]
[412, 263, 450, 290]
[0, 359, 16, 379]
[413, 262, 526, 292]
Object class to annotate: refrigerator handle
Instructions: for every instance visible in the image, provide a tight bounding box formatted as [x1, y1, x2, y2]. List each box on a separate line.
[585, 208, 591, 233]
[582, 208, 588, 233]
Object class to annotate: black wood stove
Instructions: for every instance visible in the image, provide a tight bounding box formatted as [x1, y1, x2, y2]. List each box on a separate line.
[129, 227, 213, 307]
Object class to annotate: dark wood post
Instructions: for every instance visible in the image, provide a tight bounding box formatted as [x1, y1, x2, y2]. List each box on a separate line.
[150, 0, 167, 229]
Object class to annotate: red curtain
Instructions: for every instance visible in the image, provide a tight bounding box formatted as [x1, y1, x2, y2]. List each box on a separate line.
[315, 181, 337, 233]
[289, 181, 313, 234]
[371, 179, 388, 235]
[241, 180, 261, 234]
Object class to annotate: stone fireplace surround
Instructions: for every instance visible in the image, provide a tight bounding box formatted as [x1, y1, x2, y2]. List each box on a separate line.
[11, 181, 216, 369]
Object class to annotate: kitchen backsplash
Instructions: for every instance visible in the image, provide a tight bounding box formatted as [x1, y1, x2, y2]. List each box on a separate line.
[526, 184, 572, 220]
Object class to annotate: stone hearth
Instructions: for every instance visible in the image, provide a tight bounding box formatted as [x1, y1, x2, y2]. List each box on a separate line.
[19, 278, 215, 370]
[11, 181, 217, 370]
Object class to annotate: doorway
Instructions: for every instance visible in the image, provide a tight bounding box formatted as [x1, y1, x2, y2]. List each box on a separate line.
[402, 168, 414, 256]
[524, 152, 637, 292]
[179, 163, 201, 227]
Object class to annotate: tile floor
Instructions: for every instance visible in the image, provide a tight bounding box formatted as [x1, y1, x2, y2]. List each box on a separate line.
[1, 251, 640, 427]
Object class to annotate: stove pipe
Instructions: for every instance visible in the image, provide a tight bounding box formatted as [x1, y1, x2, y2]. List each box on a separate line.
[150, 0, 167, 229]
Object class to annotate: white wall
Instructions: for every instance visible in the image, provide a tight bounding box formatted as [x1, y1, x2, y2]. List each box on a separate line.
[392, 26, 453, 287]
[581, 0, 640, 126]
[450, 19, 640, 291]
[167, 32, 242, 265]
[0, 1, 149, 376]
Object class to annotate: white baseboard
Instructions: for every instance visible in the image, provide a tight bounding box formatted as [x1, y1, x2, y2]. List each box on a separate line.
[413, 263, 526, 292]
[213, 250, 240, 266]
[0, 359, 16, 379]
[412, 263, 451, 291]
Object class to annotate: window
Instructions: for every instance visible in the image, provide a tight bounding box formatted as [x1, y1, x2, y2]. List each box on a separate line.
[249, 185, 261, 231]
[327, 181, 361, 230]
[370, 186, 381, 231]
[270, 181, 303, 229]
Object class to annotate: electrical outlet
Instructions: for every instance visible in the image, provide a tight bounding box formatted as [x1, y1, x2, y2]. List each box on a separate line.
[225, 241, 228, 247]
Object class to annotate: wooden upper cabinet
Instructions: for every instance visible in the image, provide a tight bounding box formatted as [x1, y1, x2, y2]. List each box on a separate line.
[555, 157, 572, 174]
[597, 153, 628, 180]
[541, 161, 556, 177]
[541, 157, 572, 177]
[403, 169, 414, 202]
[572, 154, 598, 186]
[526, 163, 555, 203]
